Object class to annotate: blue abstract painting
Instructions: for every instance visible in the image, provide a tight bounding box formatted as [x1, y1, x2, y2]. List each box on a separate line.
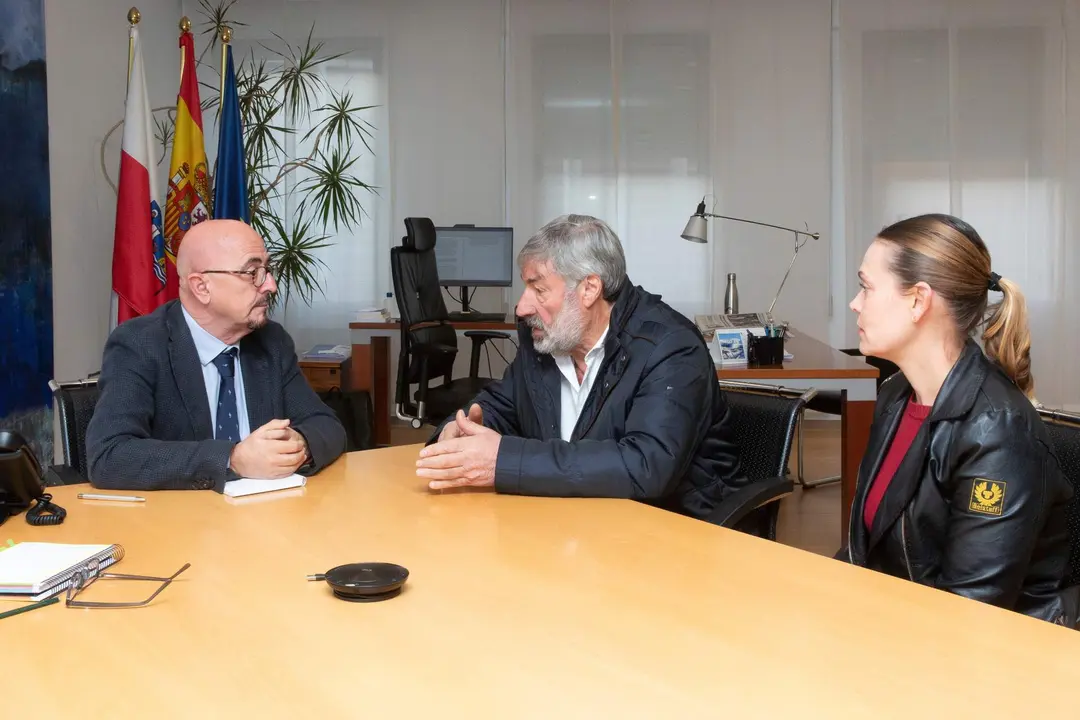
[0, 0, 53, 463]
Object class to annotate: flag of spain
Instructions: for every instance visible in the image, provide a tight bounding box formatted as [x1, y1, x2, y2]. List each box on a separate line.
[163, 25, 210, 300]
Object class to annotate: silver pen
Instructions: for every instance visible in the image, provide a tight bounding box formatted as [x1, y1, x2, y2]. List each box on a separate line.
[77, 493, 146, 503]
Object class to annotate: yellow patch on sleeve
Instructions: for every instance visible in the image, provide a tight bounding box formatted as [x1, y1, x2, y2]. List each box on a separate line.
[969, 479, 1006, 516]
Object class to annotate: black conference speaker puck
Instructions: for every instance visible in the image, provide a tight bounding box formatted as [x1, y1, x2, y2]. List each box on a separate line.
[306, 562, 409, 602]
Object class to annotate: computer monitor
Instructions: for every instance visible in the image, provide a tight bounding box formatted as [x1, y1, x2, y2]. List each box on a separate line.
[434, 225, 514, 313]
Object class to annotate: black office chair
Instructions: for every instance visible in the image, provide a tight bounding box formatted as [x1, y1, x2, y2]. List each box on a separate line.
[795, 389, 846, 489]
[840, 348, 900, 387]
[46, 374, 100, 485]
[794, 349, 899, 488]
[706, 380, 817, 541]
[1037, 407, 1080, 586]
[390, 217, 511, 429]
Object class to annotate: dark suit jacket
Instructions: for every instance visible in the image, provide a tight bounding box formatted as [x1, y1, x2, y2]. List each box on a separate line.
[85, 300, 346, 491]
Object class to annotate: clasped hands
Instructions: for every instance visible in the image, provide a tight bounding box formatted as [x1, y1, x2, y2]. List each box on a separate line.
[416, 404, 501, 490]
[229, 418, 309, 479]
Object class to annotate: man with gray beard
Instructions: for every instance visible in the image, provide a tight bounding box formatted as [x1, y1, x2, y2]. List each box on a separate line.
[416, 214, 746, 520]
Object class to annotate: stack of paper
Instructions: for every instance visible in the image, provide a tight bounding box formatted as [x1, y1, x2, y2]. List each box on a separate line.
[301, 344, 351, 360]
[355, 306, 391, 323]
[224, 474, 307, 498]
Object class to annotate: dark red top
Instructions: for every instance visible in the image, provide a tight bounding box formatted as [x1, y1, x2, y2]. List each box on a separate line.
[864, 397, 932, 532]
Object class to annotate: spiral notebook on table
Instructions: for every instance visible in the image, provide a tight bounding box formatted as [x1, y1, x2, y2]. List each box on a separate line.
[0, 542, 123, 601]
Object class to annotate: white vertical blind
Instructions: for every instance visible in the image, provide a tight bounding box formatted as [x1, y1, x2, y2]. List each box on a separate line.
[837, 0, 1080, 406]
[277, 49, 387, 355]
[507, 0, 831, 328]
[616, 0, 714, 317]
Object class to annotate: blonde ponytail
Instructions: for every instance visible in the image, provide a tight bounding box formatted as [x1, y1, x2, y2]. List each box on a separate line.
[982, 276, 1035, 400]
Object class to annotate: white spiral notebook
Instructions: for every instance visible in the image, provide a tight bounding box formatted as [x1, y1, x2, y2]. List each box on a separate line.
[0, 542, 123, 601]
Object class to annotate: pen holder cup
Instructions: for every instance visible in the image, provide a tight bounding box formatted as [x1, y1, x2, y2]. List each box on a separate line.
[749, 336, 785, 366]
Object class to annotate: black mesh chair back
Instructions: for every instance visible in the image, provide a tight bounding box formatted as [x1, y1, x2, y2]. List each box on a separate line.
[719, 381, 813, 482]
[1037, 408, 1080, 587]
[711, 381, 815, 540]
[49, 376, 99, 480]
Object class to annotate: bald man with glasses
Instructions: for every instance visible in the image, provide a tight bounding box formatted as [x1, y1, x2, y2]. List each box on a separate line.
[86, 219, 346, 492]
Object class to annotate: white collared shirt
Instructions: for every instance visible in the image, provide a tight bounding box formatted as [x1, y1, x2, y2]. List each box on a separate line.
[181, 305, 251, 440]
[553, 326, 609, 441]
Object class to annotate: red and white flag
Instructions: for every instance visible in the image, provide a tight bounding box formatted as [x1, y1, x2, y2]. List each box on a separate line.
[111, 23, 167, 326]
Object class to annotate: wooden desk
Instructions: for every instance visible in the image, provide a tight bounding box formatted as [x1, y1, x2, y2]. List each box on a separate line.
[349, 320, 516, 446]
[5, 445, 1079, 717]
[298, 355, 352, 393]
[715, 332, 879, 538]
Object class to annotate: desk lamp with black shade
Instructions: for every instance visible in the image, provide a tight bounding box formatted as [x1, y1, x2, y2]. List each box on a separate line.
[680, 197, 820, 317]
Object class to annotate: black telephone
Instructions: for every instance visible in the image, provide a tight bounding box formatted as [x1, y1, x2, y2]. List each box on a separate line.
[0, 430, 66, 526]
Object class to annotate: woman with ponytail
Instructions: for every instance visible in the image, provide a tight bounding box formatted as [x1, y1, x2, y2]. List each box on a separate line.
[842, 213, 1078, 626]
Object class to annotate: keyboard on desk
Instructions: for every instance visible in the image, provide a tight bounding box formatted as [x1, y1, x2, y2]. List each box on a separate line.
[447, 311, 508, 323]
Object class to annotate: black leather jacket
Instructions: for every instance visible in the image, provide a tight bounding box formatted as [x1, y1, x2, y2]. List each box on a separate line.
[847, 340, 1079, 626]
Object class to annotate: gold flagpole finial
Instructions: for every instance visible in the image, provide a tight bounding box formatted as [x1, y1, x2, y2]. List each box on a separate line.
[220, 26, 231, 98]
[127, 7, 139, 94]
[179, 16, 191, 82]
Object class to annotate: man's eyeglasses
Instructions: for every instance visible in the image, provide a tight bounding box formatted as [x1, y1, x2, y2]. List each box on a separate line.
[202, 265, 275, 287]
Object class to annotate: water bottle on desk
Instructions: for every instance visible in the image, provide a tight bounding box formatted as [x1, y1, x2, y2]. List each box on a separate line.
[383, 292, 394, 320]
[724, 273, 739, 314]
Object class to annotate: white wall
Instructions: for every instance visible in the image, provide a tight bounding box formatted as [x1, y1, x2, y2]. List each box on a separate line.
[710, 0, 833, 345]
[46, 0, 181, 385]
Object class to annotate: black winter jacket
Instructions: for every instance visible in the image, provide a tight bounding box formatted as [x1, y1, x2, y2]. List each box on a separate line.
[847, 339, 1079, 625]
[433, 280, 746, 519]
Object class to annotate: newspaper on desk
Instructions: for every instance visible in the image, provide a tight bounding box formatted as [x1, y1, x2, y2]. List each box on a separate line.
[694, 312, 774, 341]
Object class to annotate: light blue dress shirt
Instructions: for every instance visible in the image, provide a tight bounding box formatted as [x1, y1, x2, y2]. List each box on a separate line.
[181, 306, 251, 440]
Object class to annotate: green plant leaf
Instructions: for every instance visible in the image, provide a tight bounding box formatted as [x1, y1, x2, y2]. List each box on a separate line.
[262, 25, 344, 126]
[301, 89, 378, 156]
[199, 82, 222, 117]
[302, 149, 378, 231]
[179, 0, 377, 311]
[261, 205, 333, 313]
[196, 0, 247, 65]
[153, 112, 176, 165]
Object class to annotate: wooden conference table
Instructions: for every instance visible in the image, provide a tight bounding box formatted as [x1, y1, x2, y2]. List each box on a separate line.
[350, 321, 878, 533]
[6, 446, 1079, 717]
